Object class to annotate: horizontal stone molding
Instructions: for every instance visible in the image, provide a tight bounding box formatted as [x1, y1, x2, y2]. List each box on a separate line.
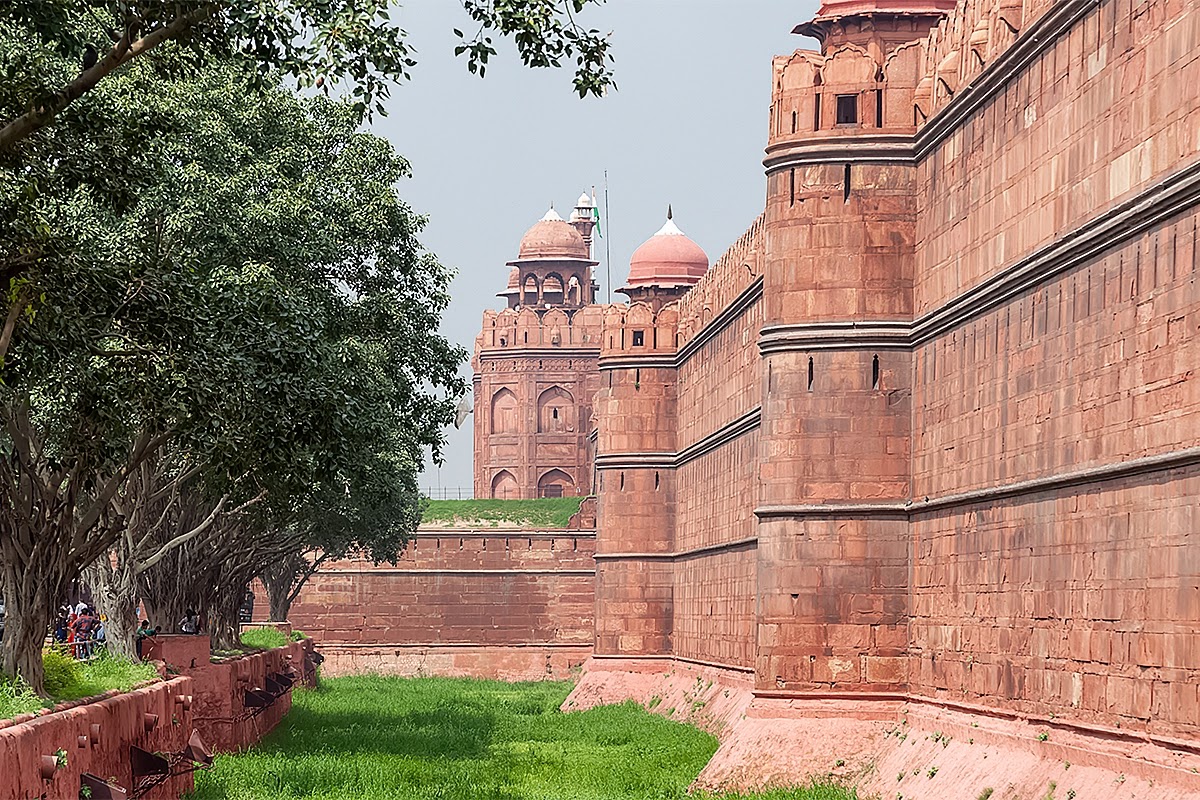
[596, 407, 761, 470]
[413, 529, 596, 538]
[911, 445, 1200, 515]
[755, 502, 909, 519]
[756, 157, 1200, 354]
[594, 452, 676, 470]
[678, 276, 764, 365]
[316, 568, 596, 576]
[597, 352, 678, 370]
[595, 537, 758, 562]
[913, 0, 1095, 161]
[590, 653, 756, 675]
[912, 157, 1200, 345]
[763, 134, 916, 174]
[478, 346, 600, 361]
[676, 406, 762, 465]
[319, 642, 590, 649]
[755, 446, 1200, 519]
[758, 320, 913, 354]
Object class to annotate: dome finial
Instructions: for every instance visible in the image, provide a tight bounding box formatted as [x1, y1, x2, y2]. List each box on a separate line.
[667, 204, 673, 220]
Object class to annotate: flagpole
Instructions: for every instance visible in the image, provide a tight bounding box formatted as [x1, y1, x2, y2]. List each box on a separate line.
[604, 170, 612, 304]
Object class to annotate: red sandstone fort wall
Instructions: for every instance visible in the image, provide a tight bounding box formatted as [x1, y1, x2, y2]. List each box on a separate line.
[906, 0, 1200, 739]
[578, 0, 1200, 788]
[286, 529, 596, 680]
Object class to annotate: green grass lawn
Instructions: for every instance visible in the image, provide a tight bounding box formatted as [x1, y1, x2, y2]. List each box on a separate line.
[1, 651, 159, 719]
[422, 497, 586, 528]
[240, 626, 291, 650]
[192, 676, 858, 800]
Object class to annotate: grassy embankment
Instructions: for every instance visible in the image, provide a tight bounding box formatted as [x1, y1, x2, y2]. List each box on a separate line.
[422, 496, 585, 528]
[0, 650, 159, 719]
[192, 675, 859, 800]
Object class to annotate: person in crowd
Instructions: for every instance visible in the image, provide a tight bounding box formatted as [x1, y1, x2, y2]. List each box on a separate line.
[73, 607, 97, 658]
[53, 609, 69, 643]
[135, 619, 154, 660]
[180, 608, 200, 634]
[66, 611, 78, 655]
[93, 616, 107, 652]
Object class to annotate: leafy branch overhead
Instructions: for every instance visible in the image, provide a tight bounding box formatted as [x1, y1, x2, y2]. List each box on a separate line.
[0, 0, 614, 152]
[455, 0, 613, 96]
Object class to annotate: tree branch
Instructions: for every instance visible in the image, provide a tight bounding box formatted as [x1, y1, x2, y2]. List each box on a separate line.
[0, 10, 204, 152]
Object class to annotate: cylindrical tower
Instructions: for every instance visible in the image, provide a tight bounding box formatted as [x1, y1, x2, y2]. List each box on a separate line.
[591, 303, 682, 657]
[754, 1, 943, 694]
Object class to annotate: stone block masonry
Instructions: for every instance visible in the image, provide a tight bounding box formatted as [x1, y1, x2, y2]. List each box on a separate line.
[282, 528, 596, 681]
[563, 0, 1200, 793]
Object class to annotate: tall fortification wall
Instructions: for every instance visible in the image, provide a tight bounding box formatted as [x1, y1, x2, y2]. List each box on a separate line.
[907, 0, 1200, 738]
[574, 0, 1200, 790]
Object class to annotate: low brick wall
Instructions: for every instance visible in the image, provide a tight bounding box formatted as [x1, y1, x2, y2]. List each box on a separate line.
[0, 676, 196, 800]
[190, 639, 310, 753]
[319, 643, 591, 681]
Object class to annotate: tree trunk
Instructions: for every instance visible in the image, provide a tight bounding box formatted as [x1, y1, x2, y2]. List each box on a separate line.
[265, 573, 293, 623]
[0, 555, 58, 694]
[208, 588, 243, 651]
[86, 561, 140, 660]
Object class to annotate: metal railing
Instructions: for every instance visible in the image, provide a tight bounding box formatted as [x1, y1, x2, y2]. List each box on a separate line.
[420, 487, 476, 500]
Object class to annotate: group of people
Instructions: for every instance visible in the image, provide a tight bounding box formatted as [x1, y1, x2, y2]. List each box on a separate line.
[45, 603, 203, 661]
[52, 603, 106, 659]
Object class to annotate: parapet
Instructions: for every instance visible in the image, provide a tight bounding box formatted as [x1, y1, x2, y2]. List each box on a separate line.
[914, 0, 1036, 124]
[768, 40, 928, 152]
[476, 305, 605, 354]
[674, 214, 765, 351]
[599, 302, 681, 361]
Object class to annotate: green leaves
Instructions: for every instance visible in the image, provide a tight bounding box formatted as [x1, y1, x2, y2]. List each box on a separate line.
[0, 0, 615, 151]
[456, 0, 614, 96]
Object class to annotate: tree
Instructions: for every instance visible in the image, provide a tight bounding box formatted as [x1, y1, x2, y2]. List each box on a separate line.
[259, 447, 423, 623]
[0, 56, 464, 691]
[0, 0, 614, 152]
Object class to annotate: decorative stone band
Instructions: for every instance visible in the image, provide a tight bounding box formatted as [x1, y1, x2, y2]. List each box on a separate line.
[763, 134, 916, 175]
[593, 536, 758, 562]
[914, 157, 1200, 345]
[596, 352, 677, 370]
[478, 346, 600, 361]
[593, 452, 676, 470]
[755, 446, 1200, 519]
[758, 320, 912, 354]
[589, 652, 757, 675]
[756, 157, 1200, 355]
[314, 568, 597, 576]
[913, 0, 1096, 161]
[678, 276, 763, 364]
[594, 407, 762, 470]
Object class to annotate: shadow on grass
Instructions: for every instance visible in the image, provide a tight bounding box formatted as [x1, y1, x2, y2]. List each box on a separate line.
[260, 702, 498, 760]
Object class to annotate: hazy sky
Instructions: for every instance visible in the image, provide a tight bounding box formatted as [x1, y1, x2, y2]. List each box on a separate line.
[373, 0, 822, 492]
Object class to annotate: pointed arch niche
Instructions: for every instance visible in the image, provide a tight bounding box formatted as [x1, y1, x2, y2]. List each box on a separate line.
[537, 469, 575, 498]
[491, 470, 519, 500]
[490, 387, 518, 434]
[537, 386, 575, 433]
